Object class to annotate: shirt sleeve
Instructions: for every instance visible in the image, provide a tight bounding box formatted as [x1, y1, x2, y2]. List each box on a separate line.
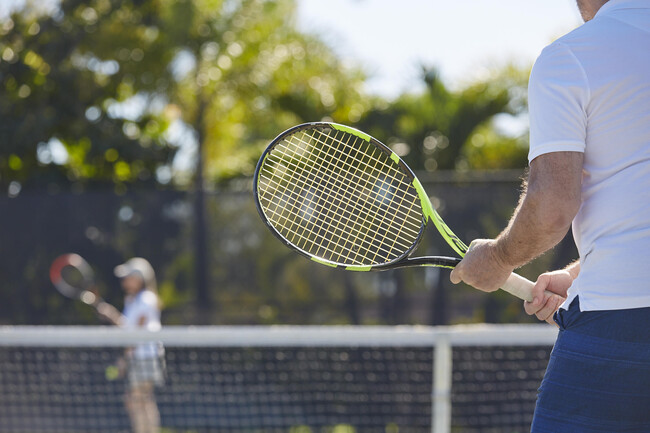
[528, 42, 590, 162]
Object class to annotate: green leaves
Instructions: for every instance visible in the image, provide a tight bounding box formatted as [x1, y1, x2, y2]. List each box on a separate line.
[0, 0, 177, 190]
[1, 0, 530, 191]
[357, 65, 530, 173]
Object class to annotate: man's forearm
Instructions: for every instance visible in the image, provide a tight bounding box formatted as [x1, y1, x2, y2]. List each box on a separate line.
[494, 152, 583, 269]
[564, 260, 581, 279]
[449, 152, 583, 293]
[495, 192, 574, 269]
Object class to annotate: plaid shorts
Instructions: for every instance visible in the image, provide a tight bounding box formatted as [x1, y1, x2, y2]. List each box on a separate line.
[127, 356, 166, 388]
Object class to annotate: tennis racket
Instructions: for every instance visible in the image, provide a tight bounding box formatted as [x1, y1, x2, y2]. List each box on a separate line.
[253, 122, 535, 301]
[50, 253, 103, 307]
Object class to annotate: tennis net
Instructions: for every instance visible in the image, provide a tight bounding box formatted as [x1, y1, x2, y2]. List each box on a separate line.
[0, 325, 556, 433]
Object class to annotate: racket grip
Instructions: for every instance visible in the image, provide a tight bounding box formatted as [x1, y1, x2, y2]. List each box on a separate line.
[500, 272, 535, 302]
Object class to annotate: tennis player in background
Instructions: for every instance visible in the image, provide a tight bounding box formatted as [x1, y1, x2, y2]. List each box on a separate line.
[97, 257, 164, 433]
[450, 0, 650, 431]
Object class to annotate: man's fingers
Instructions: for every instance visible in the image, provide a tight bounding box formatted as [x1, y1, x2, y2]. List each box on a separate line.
[523, 299, 540, 315]
[524, 290, 566, 321]
[538, 300, 556, 322]
[449, 267, 461, 284]
[449, 262, 464, 285]
[523, 270, 573, 324]
[541, 309, 558, 326]
[531, 273, 552, 305]
[449, 240, 481, 285]
[534, 294, 565, 322]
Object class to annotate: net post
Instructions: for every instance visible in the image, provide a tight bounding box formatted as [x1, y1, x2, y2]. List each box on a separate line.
[432, 334, 452, 433]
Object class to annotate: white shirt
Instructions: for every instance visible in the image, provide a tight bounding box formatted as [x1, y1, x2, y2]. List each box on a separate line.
[122, 290, 163, 358]
[528, 0, 650, 311]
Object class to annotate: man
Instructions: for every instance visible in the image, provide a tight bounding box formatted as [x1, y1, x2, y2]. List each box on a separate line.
[449, 0, 650, 431]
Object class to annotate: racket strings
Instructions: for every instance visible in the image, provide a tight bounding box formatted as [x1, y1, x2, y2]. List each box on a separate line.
[261, 129, 420, 265]
[279, 131, 420, 230]
[258, 127, 424, 266]
[257, 141, 421, 252]
[291, 131, 372, 260]
[258, 173, 419, 263]
[258, 146, 400, 262]
[313, 130, 417, 265]
[296, 130, 417, 264]
[259, 142, 421, 231]
[61, 266, 86, 286]
[54, 264, 92, 298]
[261, 131, 419, 259]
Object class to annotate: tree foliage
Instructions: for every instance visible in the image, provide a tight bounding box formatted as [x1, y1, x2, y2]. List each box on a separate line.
[357, 65, 530, 173]
[0, 0, 531, 191]
[0, 0, 178, 191]
[0, 0, 369, 190]
[157, 0, 369, 181]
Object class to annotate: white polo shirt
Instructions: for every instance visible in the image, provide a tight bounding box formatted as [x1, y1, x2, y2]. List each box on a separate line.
[528, 0, 650, 311]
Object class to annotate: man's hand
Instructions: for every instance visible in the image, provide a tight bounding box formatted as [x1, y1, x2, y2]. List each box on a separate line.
[523, 270, 573, 324]
[450, 152, 582, 292]
[449, 239, 514, 292]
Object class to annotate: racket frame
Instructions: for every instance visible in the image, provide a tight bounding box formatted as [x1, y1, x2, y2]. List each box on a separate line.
[253, 122, 463, 271]
[50, 253, 100, 306]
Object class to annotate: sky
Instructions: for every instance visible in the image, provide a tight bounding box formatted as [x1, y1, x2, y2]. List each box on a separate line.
[297, 0, 583, 98]
[1, 0, 583, 98]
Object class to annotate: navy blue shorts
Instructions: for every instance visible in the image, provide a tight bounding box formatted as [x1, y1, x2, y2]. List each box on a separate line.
[531, 298, 650, 432]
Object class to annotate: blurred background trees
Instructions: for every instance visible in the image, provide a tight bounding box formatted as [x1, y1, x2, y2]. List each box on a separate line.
[0, 0, 176, 191]
[1, 0, 574, 326]
[0, 0, 529, 191]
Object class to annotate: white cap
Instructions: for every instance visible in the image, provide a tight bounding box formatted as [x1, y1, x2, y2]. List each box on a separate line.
[114, 257, 155, 287]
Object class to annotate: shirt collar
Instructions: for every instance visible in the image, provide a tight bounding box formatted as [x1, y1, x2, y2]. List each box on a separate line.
[596, 0, 650, 18]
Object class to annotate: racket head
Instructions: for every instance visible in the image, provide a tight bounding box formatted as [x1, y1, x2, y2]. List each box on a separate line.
[49, 253, 98, 305]
[254, 122, 428, 270]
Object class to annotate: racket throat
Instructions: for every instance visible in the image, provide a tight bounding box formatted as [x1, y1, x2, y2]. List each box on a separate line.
[365, 256, 460, 270]
[401, 256, 460, 269]
[411, 177, 469, 257]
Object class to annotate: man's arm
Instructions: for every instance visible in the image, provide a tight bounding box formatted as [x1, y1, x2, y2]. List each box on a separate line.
[564, 260, 581, 279]
[449, 151, 583, 292]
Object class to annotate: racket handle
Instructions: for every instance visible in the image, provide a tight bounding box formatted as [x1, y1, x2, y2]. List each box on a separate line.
[501, 272, 535, 302]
